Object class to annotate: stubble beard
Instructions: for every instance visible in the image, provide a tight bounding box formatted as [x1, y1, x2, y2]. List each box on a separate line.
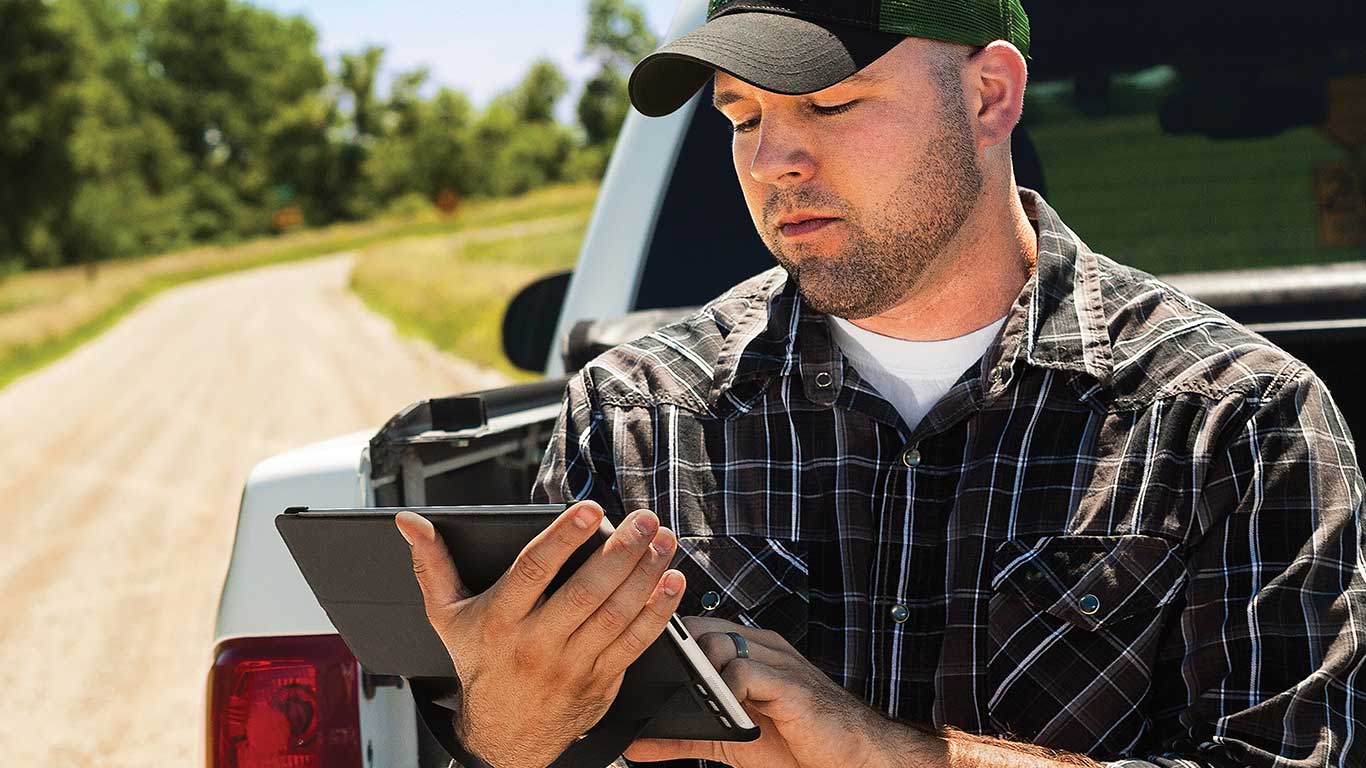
[764, 72, 984, 320]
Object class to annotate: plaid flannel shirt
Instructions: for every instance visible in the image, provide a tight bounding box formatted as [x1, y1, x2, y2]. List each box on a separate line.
[531, 188, 1366, 767]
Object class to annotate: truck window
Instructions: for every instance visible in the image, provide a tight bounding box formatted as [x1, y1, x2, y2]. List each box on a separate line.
[632, 0, 1365, 312]
[1017, 1, 1364, 274]
[632, 78, 773, 312]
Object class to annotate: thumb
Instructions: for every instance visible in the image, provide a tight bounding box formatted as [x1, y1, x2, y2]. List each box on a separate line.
[395, 511, 471, 613]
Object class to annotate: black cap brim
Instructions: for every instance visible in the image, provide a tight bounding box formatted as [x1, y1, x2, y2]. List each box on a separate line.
[628, 11, 905, 118]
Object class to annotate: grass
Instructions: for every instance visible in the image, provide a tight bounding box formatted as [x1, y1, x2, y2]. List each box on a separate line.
[348, 213, 592, 380]
[0, 182, 599, 390]
[1022, 72, 1364, 273]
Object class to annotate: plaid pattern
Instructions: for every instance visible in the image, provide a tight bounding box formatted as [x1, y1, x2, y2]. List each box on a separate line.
[531, 189, 1366, 767]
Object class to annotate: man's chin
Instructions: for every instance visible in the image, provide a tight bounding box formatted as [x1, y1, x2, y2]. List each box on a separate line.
[791, 278, 878, 319]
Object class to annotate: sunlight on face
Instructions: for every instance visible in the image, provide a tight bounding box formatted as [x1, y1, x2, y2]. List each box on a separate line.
[713, 39, 984, 319]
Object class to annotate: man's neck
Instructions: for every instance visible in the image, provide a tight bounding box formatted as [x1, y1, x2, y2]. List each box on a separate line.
[841, 186, 1038, 341]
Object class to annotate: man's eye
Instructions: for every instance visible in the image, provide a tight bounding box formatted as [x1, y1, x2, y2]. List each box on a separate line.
[731, 118, 758, 134]
[811, 100, 858, 116]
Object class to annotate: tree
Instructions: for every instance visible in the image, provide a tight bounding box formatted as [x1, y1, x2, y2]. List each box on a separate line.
[577, 66, 629, 147]
[339, 46, 385, 140]
[584, 0, 658, 71]
[513, 58, 569, 124]
[576, 0, 658, 152]
[365, 86, 480, 204]
[142, 0, 331, 235]
[0, 0, 82, 267]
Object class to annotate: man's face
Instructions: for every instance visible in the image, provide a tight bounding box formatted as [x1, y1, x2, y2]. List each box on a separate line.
[712, 38, 984, 320]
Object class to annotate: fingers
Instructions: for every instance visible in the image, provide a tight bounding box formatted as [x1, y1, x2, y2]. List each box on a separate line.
[624, 736, 724, 764]
[567, 524, 677, 654]
[537, 508, 664, 637]
[593, 569, 685, 678]
[720, 657, 787, 704]
[493, 500, 606, 615]
[682, 617, 792, 650]
[396, 511, 470, 615]
[693, 627, 791, 671]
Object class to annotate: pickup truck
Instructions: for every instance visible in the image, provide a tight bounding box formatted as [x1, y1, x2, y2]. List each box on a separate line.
[202, 1, 1366, 766]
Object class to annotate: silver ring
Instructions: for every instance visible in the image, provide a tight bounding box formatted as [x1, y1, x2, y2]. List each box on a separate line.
[725, 631, 749, 659]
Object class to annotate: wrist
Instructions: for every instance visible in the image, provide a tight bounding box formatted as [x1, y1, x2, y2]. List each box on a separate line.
[864, 717, 949, 768]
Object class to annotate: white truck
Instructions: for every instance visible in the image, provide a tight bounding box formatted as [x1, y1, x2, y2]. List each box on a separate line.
[202, 1, 1366, 765]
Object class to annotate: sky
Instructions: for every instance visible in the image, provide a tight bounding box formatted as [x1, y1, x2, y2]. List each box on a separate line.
[253, 0, 684, 125]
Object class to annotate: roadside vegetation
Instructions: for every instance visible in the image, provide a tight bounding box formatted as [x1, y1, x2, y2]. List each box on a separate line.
[349, 190, 596, 380]
[0, 183, 598, 390]
[2, 0, 654, 272]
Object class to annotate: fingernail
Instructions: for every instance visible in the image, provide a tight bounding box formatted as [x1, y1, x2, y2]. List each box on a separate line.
[650, 530, 673, 557]
[573, 504, 598, 529]
[662, 571, 681, 596]
[633, 511, 658, 537]
[396, 511, 434, 544]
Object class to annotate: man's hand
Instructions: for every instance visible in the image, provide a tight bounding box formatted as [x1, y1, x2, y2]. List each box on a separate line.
[395, 501, 685, 768]
[624, 616, 915, 768]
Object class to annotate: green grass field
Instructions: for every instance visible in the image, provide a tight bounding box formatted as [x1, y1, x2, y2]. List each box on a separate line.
[0, 182, 600, 391]
[348, 209, 592, 379]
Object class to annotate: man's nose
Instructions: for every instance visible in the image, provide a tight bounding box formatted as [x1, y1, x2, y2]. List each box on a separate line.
[745, 119, 815, 187]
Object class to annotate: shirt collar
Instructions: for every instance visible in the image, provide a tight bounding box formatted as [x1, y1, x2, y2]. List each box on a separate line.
[705, 187, 1115, 410]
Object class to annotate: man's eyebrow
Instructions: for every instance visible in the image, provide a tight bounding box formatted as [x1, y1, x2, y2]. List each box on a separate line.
[711, 69, 889, 111]
[711, 89, 748, 110]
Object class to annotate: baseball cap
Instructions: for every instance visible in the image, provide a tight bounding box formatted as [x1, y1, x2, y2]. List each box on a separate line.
[628, 0, 1031, 118]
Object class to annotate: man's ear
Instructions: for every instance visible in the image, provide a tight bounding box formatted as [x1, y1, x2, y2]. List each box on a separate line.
[969, 41, 1028, 150]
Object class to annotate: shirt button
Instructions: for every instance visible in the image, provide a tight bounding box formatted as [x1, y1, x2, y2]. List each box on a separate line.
[700, 591, 722, 611]
[890, 604, 910, 624]
[814, 371, 833, 389]
[1078, 594, 1101, 615]
[901, 447, 921, 468]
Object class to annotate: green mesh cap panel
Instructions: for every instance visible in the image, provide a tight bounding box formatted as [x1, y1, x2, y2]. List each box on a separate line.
[706, 0, 1030, 58]
[880, 0, 1030, 56]
[879, 0, 1027, 56]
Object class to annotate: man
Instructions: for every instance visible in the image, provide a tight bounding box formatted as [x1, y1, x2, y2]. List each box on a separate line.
[396, 1, 1366, 766]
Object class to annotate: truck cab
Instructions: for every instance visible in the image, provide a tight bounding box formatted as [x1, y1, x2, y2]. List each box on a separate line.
[203, 1, 1366, 766]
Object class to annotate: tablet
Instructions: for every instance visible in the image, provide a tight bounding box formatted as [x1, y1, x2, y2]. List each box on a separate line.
[276, 504, 760, 743]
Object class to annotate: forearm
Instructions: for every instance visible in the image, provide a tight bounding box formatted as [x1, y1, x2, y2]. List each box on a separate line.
[877, 720, 1102, 768]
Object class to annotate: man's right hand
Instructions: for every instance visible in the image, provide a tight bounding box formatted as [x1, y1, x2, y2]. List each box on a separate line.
[395, 501, 684, 768]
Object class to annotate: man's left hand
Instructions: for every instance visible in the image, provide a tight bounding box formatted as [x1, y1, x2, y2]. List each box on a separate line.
[624, 616, 910, 768]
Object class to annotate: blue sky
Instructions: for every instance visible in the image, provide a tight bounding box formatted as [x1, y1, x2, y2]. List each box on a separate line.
[253, 0, 682, 125]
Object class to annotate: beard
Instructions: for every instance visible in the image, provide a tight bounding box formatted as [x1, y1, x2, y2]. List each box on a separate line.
[761, 78, 984, 320]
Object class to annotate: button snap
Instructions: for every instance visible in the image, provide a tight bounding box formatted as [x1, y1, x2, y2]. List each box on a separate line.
[700, 591, 722, 611]
[814, 371, 833, 389]
[901, 447, 921, 468]
[890, 603, 909, 624]
[1078, 594, 1100, 615]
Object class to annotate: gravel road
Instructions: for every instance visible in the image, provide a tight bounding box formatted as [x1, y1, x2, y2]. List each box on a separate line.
[0, 253, 508, 765]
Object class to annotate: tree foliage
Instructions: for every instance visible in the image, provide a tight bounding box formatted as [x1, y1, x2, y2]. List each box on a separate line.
[576, 0, 658, 164]
[0, 0, 657, 271]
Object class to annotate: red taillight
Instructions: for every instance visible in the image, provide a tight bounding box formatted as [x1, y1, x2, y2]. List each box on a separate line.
[207, 635, 361, 768]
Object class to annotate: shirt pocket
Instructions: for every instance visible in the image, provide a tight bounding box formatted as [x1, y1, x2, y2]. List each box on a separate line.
[671, 534, 810, 651]
[985, 534, 1186, 756]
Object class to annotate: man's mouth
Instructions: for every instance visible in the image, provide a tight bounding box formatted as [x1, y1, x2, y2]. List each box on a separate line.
[778, 218, 839, 237]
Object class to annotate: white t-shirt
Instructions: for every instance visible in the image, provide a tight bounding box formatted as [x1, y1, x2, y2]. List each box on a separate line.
[826, 313, 1008, 432]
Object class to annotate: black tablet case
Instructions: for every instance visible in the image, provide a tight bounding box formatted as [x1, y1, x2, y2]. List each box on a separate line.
[276, 505, 759, 765]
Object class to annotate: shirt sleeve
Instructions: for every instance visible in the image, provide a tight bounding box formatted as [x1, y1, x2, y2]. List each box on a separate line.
[530, 369, 628, 524]
[1121, 362, 1366, 768]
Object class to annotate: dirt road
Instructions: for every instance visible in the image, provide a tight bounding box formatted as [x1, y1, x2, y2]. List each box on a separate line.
[0, 253, 508, 765]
